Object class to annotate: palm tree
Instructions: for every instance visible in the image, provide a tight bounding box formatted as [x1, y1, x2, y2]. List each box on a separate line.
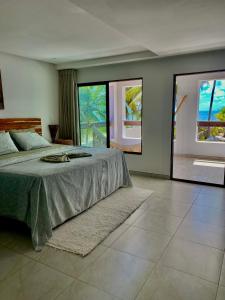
[79, 85, 106, 145]
[125, 86, 142, 120]
[216, 107, 225, 121]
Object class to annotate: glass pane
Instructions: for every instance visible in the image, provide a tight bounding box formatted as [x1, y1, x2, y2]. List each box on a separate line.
[125, 86, 142, 121]
[78, 85, 107, 147]
[211, 80, 225, 121]
[198, 80, 214, 121]
[197, 80, 225, 142]
[124, 85, 142, 139]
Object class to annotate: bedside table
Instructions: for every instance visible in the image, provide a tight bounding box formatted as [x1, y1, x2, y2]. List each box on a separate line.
[54, 139, 73, 145]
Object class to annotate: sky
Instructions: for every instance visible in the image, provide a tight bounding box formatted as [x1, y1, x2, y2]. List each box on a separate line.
[199, 80, 225, 113]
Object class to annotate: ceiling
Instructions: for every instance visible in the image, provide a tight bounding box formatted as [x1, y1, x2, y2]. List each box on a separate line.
[0, 0, 225, 64]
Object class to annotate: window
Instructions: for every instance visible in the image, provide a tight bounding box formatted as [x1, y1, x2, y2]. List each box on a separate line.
[78, 78, 143, 153]
[197, 79, 225, 142]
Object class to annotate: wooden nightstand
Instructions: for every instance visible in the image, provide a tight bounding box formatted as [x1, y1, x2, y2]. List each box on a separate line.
[54, 139, 73, 145]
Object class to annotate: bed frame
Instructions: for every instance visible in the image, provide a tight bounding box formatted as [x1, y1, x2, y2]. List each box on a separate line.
[0, 118, 42, 135]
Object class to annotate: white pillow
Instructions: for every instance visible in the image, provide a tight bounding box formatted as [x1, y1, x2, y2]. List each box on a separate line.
[0, 132, 19, 155]
[10, 131, 51, 151]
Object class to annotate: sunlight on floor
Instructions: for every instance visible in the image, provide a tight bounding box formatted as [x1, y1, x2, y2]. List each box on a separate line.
[193, 160, 225, 168]
[173, 155, 225, 184]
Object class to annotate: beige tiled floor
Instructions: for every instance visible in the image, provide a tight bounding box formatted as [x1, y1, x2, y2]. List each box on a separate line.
[0, 175, 225, 300]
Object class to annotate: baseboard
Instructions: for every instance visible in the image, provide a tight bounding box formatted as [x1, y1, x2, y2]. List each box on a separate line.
[129, 170, 170, 179]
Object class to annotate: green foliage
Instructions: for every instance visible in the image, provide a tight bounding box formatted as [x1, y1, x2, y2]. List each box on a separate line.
[125, 86, 142, 120]
[210, 127, 225, 136]
[215, 107, 225, 121]
[79, 85, 106, 146]
[79, 85, 106, 124]
[197, 106, 225, 141]
[197, 126, 225, 141]
[198, 127, 208, 141]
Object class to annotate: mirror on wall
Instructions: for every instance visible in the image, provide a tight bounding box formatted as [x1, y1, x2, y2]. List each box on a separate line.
[172, 71, 225, 185]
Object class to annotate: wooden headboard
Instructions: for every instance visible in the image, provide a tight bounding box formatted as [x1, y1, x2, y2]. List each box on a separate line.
[0, 118, 42, 135]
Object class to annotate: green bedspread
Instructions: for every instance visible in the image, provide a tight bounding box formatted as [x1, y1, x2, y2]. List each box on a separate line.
[0, 145, 132, 250]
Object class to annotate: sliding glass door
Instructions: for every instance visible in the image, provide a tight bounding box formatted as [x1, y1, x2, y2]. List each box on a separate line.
[78, 83, 109, 147]
[78, 78, 143, 153]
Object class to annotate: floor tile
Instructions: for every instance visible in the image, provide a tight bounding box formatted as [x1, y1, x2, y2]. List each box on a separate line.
[112, 226, 171, 262]
[3, 232, 43, 260]
[161, 238, 224, 283]
[0, 261, 73, 300]
[0, 218, 42, 260]
[1, 176, 225, 300]
[134, 211, 182, 235]
[102, 223, 130, 247]
[56, 279, 118, 300]
[132, 176, 165, 191]
[216, 286, 225, 300]
[194, 193, 225, 210]
[146, 194, 192, 217]
[79, 248, 154, 300]
[199, 186, 225, 198]
[0, 245, 30, 282]
[124, 207, 146, 225]
[39, 244, 107, 278]
[136, 265, 217, 300]
[186, 205, 225, 228]
[154, 183, 200, 201]
[175, 219, 225, 250]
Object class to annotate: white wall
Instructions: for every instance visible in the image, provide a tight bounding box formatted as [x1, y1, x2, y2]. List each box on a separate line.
[0, 52, 58, 139]
[175, 72, 225, 157]
[60, 49, 225, 176]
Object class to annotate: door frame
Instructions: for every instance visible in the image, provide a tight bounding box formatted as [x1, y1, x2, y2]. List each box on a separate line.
[170, 69, 225, 187]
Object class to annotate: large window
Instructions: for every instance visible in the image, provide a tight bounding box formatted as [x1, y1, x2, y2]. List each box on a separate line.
[78, 78, 142, 153]
[197, 79, 225, 142]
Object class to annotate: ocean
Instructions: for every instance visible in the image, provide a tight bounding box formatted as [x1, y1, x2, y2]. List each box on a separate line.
[199, 110, 220, 121]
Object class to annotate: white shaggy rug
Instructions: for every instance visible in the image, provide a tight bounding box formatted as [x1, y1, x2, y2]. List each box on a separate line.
[47, 187, 153, 256]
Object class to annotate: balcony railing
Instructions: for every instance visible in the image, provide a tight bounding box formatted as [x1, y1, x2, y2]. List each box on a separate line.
[80, 121, 106, 129]
[124, 120, 141, 126]
[197, 121, 225, 127]
[81, 121, 142, 129]
[174, 120, 225, 141]
[174, 121, 225, 127]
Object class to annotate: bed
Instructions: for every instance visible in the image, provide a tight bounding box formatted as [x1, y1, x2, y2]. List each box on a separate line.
[0, 118, 132, 250]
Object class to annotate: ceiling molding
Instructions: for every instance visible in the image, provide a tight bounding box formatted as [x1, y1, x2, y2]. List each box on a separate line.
[56, 50, 157, 69]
